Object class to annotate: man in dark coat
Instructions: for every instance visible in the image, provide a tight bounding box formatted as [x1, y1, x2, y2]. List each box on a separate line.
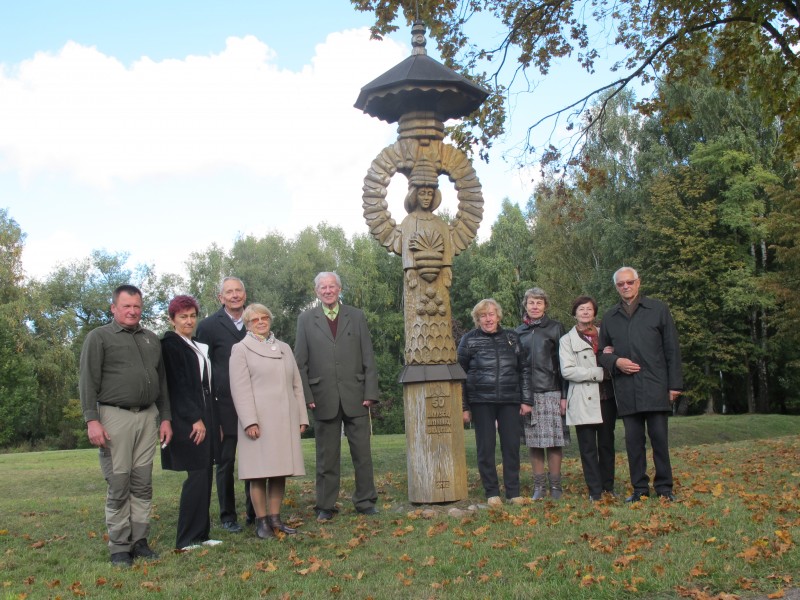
[294, 272, 380, 521]
[195, 276, 253, 531]
[599, 267, 682, 502]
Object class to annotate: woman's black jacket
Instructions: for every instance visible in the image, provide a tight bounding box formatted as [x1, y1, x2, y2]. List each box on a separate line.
[457, 327, 532, 411]
[516, 315, 569, 396]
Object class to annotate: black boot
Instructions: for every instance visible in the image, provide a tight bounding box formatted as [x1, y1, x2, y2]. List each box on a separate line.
[267, 514, 297, 535]
[254, 517, 275, 539]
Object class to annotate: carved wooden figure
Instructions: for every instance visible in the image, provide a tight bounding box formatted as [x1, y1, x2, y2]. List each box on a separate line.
[356, 21, 487, 503]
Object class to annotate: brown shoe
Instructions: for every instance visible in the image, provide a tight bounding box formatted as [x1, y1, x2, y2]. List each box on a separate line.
[267, 514, 297, 535]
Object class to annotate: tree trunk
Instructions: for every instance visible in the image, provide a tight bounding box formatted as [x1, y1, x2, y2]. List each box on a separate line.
[704, 362, 715, 414]
[755, 238, 770, 413]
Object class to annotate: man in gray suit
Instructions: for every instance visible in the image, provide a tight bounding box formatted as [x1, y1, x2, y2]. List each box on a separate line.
[294, 272, 379, 521]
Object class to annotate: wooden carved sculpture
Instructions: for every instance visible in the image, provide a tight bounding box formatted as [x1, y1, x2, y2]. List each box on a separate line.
[362, 139, 483, 364]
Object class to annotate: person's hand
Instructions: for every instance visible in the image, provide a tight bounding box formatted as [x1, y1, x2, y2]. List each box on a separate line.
[190, 420, 206, 445]
[245, 424, 260, 440]
[519, 404, 532, 416]
[87, 420, 110, 448]
[300, 424, 308, 434]
[363, 400, 376, 408]
[560, 398, 567, 415]
[669, 390, 681, 404]
[160, 420, 173, 446]
[615, 358, 641, 375]
[603, 346, 614, 354]
[307, 403, 316, 410]
[462, 410, 471, 425]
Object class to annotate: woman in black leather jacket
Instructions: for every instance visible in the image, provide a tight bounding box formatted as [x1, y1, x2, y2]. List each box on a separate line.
[516, 287, 570, 500]
[458, 299, 532, 506]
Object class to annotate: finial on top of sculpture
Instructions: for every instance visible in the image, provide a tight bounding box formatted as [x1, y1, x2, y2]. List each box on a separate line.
[411, 21, 427, 56]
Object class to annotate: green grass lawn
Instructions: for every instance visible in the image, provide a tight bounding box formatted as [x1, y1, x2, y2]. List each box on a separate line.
[1, 414, 798, 599]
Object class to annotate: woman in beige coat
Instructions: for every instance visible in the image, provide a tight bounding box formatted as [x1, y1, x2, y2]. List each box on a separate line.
[230, 303, 308, 539]
[559, 296, 616, 501]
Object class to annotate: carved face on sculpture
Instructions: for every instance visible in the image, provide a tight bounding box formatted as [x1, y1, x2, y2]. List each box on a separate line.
[417, 186, 435, 210]
[404, 184, 442, 213]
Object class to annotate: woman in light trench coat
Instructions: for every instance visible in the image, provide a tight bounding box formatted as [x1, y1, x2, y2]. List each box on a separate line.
[230, 303, 308, 539]
[559, 296, 617, 501]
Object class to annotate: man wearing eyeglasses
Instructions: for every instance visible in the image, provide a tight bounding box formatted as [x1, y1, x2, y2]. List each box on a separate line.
[598, 267, 682, 503]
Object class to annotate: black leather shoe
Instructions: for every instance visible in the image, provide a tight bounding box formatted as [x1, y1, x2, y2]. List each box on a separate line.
[625, 491, 650, 503]
[110, 551, 133, 567]
[245, 515, 256, 526]
[132, 539, 159, 559]
[221, 521, 243, 533]
[316, 509, 335, 522]
[657, 491, 676, 501]
[356, 506, 379, 516]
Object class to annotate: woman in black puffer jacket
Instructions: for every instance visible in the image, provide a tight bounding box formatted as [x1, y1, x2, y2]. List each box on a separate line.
[458, 299, 532, 506]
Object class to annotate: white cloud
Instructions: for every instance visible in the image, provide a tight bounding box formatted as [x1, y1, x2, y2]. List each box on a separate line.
[1, 28, 534, 280]
[0, 31, 404, 185]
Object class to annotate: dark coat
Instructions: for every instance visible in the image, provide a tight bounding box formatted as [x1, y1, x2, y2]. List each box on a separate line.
[195, 306, 247, 435]
[293, 305, 379, 421]
[598, 296, 683, 417]
[160, 331, 220, 472]
[457, 327, 532, 410]
[516, 315, 569, 396]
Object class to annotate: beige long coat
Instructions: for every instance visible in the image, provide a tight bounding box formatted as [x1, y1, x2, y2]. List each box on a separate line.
[230, 335, 308, 479]
[559, 326, 604, 427]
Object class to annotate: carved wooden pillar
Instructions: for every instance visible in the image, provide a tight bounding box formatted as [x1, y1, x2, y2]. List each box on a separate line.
[403, 380, 466, 502]
[356, 21, 487, 503]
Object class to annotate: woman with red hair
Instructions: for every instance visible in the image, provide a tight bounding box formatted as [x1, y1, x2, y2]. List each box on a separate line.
[161, 295, 221, 550]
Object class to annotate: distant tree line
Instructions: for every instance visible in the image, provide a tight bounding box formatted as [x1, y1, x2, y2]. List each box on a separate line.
[2, 67, 799, 450]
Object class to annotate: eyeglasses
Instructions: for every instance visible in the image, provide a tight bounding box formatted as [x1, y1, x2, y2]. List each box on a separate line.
[249, 315, 271, 324]
[615, 279, 638, 288]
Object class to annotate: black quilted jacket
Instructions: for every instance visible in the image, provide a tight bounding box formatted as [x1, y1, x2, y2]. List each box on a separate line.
[457, 327, 532, 410]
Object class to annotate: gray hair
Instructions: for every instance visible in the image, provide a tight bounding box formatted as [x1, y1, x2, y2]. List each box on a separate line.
[218, 276, 245, 296]
[612, 267, 639, 284]
[522, 287, 550, 311]
[314, 271, 342, 288]
[242, 303, 273, 329]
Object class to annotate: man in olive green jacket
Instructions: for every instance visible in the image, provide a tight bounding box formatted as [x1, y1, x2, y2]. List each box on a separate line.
[79, 284, 172, 566]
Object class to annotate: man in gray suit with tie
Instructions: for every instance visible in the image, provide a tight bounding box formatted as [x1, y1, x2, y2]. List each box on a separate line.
[294, 272, 380, 521]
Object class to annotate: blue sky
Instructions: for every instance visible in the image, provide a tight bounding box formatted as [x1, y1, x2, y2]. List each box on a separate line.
[0, 1, 621, 280]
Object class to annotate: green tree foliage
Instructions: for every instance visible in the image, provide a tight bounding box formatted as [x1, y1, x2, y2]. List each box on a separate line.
[528, 67, 794, 413]
[764, 172, 800, 413]
[352, 1, 800, 167]
[530, 90, 648, 320]
[0, 208, 24, 304]
[0, 240, 183, 448]
[451, 199, 536, 329]
[36, 250, 180, 353]
[186, 243, 232, 318]
[186, 225, 408, 434]
[0, 211, 76, 446]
